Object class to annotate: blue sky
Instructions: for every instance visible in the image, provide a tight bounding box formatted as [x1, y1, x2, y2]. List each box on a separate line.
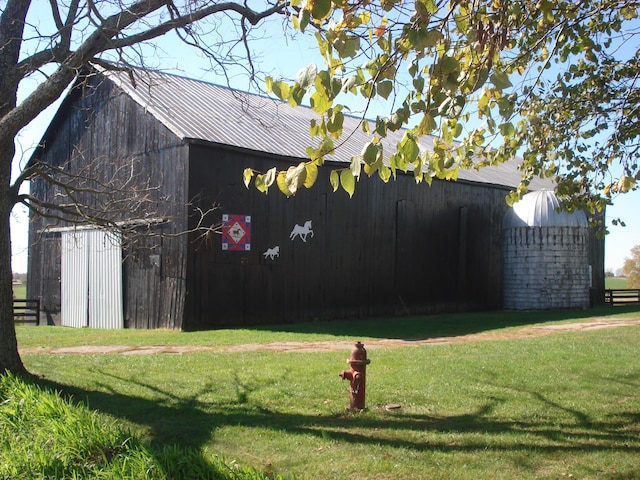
[11, 9, 639, 274]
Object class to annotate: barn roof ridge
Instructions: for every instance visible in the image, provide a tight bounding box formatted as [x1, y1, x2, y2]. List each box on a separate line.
[97, 64, 553, 191]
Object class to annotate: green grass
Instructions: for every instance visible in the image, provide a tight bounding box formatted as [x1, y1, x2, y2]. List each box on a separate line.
[606, 277, 628, 289]
[11, 283, 26, 300]
[0, 373, 274, 479]
[15, 305, 638, 349]
[12, 306, 640, 479]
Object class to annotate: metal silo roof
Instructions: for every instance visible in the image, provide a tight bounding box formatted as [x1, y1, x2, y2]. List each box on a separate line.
[503, 189, 588, 228]
[99, 65, 554, 191]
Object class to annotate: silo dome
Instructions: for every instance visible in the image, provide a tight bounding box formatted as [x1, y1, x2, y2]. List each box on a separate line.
[503, 189, 591, 310]
[503, 189, 588, 229]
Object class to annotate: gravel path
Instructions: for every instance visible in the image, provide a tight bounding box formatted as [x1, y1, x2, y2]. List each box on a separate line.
[20, 317, 640, 355]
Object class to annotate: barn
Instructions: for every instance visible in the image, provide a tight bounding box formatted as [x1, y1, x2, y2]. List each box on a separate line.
[27, 66, 605, 329]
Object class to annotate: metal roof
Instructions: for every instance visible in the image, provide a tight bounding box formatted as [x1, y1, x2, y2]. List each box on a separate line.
[100, 66, 553, 190]
[503, 189, 588, 228]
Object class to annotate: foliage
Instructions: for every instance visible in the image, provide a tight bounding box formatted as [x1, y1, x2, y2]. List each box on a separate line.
[18, 308, 640, 479]
[623, 244, 640, 287]
[245, 0, 639, 214]
[0, 373, 279, 479]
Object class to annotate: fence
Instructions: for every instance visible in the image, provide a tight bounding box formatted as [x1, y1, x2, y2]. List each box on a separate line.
[604, 289, 640, 306]
[13, 299, 40, 325]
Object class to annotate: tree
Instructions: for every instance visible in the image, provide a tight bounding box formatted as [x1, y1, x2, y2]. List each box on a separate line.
[245, 0, 639, 216]
[0, 0, 289, 376]
[623, 244, 640, 287]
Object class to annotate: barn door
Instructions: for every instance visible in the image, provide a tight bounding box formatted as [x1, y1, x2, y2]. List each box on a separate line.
[61, 231, 89, 327]
[61, 229, 124, 329]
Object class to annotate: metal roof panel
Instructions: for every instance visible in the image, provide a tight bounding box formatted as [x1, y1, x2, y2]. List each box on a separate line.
[101, 66, 553, 191]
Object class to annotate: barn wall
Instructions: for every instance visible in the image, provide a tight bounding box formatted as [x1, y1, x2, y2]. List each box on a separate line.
[588, 212, 606, 306]
[28, 76, 189, 329]
[184, 143, 511, 329]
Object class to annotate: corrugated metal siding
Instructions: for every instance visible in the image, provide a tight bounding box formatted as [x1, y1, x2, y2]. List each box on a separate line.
[60, 229, 123, 329]
[100, 66, 552, 191]
[61, 231, 89, 328]
[88, 230, 123, 329]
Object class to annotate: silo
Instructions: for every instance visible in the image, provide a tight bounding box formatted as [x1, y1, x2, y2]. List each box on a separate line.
[503, 189, 591, 310]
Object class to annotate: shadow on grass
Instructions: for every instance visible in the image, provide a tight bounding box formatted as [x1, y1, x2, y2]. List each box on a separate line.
[35, 366, 640, 467]
[248, 305, 640, 341]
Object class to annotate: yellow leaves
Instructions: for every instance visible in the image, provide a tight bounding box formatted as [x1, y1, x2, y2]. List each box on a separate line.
[276, 171, 294, 197]
[340, 169, 356, 197]
[329, 168, 359, 198]
[253, 167, 277, 194]
[606, 176, 637, 196]
[304, 162, 319, 188]
[266, 76, 290, 102]
[285, 163, 308, 195]
[330, 170, 339, 192]
[296, 64, 318, 91]
[416, 113, 437, 135]
[374, 22, 387, 38]
[244, 162, 319, 197]
[243, 168, 254, 189]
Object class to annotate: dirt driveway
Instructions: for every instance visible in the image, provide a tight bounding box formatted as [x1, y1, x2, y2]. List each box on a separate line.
[21, 317, 640, 355]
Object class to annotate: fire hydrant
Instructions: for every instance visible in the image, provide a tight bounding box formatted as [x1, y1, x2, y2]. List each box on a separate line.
[339, 341, 371, 411]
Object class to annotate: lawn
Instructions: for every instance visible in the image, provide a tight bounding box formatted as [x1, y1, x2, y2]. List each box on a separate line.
[11, 283, 26, 299]
[606, 277, 628, 289]
[13, 306, 640, 479]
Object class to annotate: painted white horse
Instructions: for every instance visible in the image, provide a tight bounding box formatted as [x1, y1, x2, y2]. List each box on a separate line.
[290, 220, 314, 242]
[263, 246, 280, 260]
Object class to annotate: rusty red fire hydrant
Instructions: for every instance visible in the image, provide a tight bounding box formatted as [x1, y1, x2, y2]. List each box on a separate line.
[339, 341, 371, 411]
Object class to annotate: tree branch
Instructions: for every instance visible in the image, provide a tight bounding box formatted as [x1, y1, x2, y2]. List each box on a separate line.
[109, 1, 288, 50]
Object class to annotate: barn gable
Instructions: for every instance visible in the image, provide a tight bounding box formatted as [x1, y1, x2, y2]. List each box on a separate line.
[28, 66, 598, 330]
[28, 72, 190, 329]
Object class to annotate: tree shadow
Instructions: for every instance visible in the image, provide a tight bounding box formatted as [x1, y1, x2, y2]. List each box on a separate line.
[246, 305, 640, 341]
[33, 364, 640, 477]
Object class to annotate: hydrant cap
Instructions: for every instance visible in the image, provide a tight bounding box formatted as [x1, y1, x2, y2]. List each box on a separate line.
[348, 341, 370, 364]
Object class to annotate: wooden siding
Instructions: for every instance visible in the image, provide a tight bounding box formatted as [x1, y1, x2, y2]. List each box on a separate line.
[184, 143, 511, 329]
[588, 211, 606, 305]
[28, 76, 189, 329]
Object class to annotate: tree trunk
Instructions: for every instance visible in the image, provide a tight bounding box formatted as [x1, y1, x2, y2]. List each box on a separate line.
[0, 0, 31, 376]
[0, 143, 26, 376]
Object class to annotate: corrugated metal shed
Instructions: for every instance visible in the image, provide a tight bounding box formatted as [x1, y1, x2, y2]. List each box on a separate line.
[100, 65, 552, 191]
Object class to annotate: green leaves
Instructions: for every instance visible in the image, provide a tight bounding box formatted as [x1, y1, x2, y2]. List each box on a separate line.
[490, 71, 512, 90]
[252, 0, 640, 217]
[309, 0, 332, 20]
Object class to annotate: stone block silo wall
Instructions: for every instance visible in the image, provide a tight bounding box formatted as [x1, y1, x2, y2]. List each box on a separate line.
[503, 226, 591, 310]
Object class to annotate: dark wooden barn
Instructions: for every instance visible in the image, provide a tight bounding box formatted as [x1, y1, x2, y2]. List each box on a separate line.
[27, 66, 604, 329]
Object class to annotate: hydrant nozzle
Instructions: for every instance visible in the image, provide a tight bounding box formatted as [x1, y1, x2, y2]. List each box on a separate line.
[339, 341, 370, 411]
